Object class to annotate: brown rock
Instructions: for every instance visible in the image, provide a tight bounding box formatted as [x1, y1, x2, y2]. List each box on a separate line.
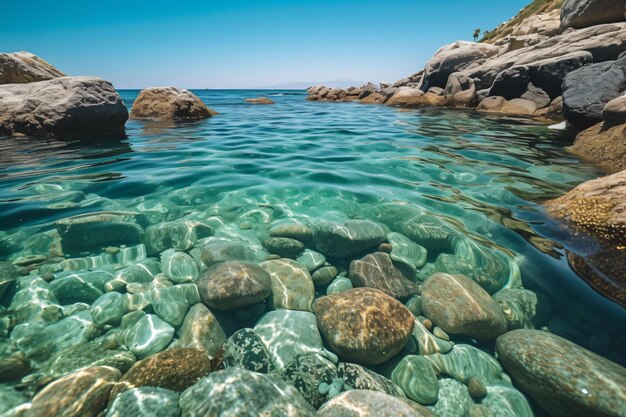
[568, 122, 626, 174]
[110, 348, 211, 401]
[386, 88, 425, 107]
[130, 87, 217, 121]
[603, 93, 626, 126]
[360, 92, 387, 104]
[0, 52, 64, 84]
[545, 96, 564, 120]
[318, 390, 430, 417]
[421, 273, 507, 340]
[349, 252, 420, 299]
[245, 97, 274, 105]
[546, 169, 626, 244]
[29, 366, 120, 417]
[314, 288, 414, 365]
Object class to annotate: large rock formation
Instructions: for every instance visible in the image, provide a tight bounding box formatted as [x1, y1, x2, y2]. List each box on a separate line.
[568, 122, 626, 173]
[0, 51, 64, 84]
[560, 0, 625, 31]
[130, 87, 216, 121]
[0, 76, 128, 138]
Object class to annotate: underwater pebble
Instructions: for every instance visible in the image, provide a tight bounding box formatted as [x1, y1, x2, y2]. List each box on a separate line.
[122, 314, 174, 359]
[349, 252, 419, 299]
[91, 292, 127, 325]
[105, 386, 181, 417]
[391, 355, 439, 404]
[318, 390, 418, 417]
[261, 258, 315, 311]
[263, 237, 305, 258]
[222, 328, 275, 373]
[296, 249, 326, 272]
[179, 303, 226, 358]
[427, 378, 472, 417]
[326, 276, 352, 294]
[160, 249, 198, 283]
[313, 220, 386, 258]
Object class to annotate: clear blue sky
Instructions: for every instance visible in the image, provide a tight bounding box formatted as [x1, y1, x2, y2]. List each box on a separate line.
[1, 0, 529, 89]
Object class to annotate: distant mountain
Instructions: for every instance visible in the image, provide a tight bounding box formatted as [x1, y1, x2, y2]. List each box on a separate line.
[260, 79, 368, 90]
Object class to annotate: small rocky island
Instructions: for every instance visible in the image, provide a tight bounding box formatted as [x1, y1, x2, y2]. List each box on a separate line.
[0, 0, 625, 416]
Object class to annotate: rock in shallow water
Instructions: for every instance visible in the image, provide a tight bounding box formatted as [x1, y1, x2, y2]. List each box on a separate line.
[313, 220, 386, 258]
[180, 368, 316, 417]
[145, 220, 213, 255]
[130, 86, 216, 121]
[222, 328, 275, 373]
[160, 250, 198, 283]
[387, 232, 427, 277]
[263, 237, 304, 258]
[424, 344, 502, 386]
[122, 314, 174, 359]
[427, 378, 472, 417]
[44, 342, 136, 379]
[337, 362, 406, 399]
[179, 303, 226, 358]
[318, 390, 426, 417]
[261, 258, 315, 311]
[314, 288, 414, 365]
[496, 329, 626, 417]
[200, 238, 255, 267]
[105, 387, 181, 417]
[391, 355, 439, 404]
[421, 273, 507, 340]
[283, 352, 338, 409]
[349, 252, 420, 299]
[296, 249, 326, 272]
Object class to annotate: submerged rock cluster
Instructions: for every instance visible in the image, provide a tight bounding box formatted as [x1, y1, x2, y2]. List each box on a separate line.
[0, 178, 624, 417]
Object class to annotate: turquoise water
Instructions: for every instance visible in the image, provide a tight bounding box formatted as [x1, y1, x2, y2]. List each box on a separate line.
[0, 90, 624, 413]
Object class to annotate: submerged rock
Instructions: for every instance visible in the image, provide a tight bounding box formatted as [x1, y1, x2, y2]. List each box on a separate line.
[160, 249, 198, 283]
[421, 273, 507, 340]
[261, 258, 315, 311]
[179, 303, 226, 358]
[424, 344, 502, 385]
[0, 76, 128, 138]
[480, 381, 533, 417]
[110, 348, 211, 400]
[151, 283, 199, 327]
[122, 314, 174, 359]
[179, 368, 316, 417]
[496, 329, 626, 417]
[145, 219, 213, 255]
[296, 249, 326, 272]
[44, 342, 136, 379]
[200, 239, 256, 267]
[245, 97, 274, 105]
[318, 390, 425, 417]
[427, 378, 472, 417]
[197, 261, 272, 310]
[326, 276, 353, 294]
[263, 237, 304, 258]
[28, 366, 120, 417]
[283, 353, 338, 408]
[568, 122, 626, 174]
[313, 220, 386, 258]
[492, 288, 539, 330]
[387, 232, 427, 278]
[269, 222, 313, 243]
[105, 387, 181, 417]
[49, 271, 109, 304]
[314, 288, 414, 365]
[391, 355, 439, 404]
[0, 51, 64, 84]
[130, 87, 216, 121]
[349, 252, 420, 299]
[222, 328, 275, 373]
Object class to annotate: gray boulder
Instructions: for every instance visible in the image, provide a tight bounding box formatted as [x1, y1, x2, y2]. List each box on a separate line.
[560, 0, 625, 32]
[533, 51, 593, 99]
[521, 83, 551, 108]
[562, 55, 626, 129]
[489, 66, 531, 99]
[0, 76, 128, 138]
[0, 51, 64, 84]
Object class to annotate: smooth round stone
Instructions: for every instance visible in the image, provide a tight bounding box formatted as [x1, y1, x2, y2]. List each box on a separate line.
[421, 273, 507, 340]
[197, 261, 272, 310]
[326, 276, 352, 294]
[261, 259, 315, 311]
[49, 271, 109, 304]
[42, 310, 101, 352]
[387, 232, 427, 277]
[492, 288, 539, 330]
[283, 353, 338, 408]
[29, 366, 121, 417]
[263, 237, 305, 258]
[349, 252, 419, 299]
[151, 284, 199, 327]
[269, 222, 313, 243]
[433, 327, 449, 341]
[313, 220, 387, 258]
[391, 355, 439, 404]
[467, 378, 488, 399]
[13, 254, 47, 267]
[254, 310, 328, 369]
[160, 250, 198, 283]
[179, 303, 226, 358]
[468, 404, 495, 417]
[296, 249, 326, 272]
[44, 342, 136, 379]
[427, 378, 472, 417]
[378, 242, 393, 253]
[318, 390, 423, 417]
[109, 348, 211, 400]
[337, 362, 406, 399]
[479, 381, 533, 417]
[122, 314, 174, 359]
[145, 220, 213, 255]
[106, 387, 180, 417]
[424, 344, 502, 385]
[313, 288, 414, 365]
[200, 239, 255, 267]
[496, 329, 626, 417]
[105, 259, 161, 292]
[120, 310, 146, 329]
[124, 292, 152, 312]
[313, 266, 338, 286]
[91, 292, 127, 325]
[180, 368, 316, 417]
[222, 328, 275, 373]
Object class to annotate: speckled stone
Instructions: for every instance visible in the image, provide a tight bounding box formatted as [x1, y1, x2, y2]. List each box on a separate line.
[480, 381, 533, 417]
[326, 277, 354, 296]
[263, 237, 305, 258]
[180, 368, 316, 417]
[296, 249, 326, 272]
[261, 259, 315, 311]
[313, 266, 338, 286]
[269, 222, 313, 243]
[122, 314, 174, 359]
[283, 353, 338, 408]
[200, 239, 255, 267]
[197, 261, 272, 310]
[424, 344, 502, 385]
[314, 288, 414, 365]
[110, 348, 211, 401]
[29, 366, 121, 417]
[105, 387, 180, 417]
[391, 355, 439, 404]
[492, 288, 539, 330]
[222, 328, 275, 373]
[496, 329, 626, 417]
[349, 252, 420, 299]
[179, 303, 226, 358]
[254, 310, 329, 370]
[91, 292, 127, 325]
[313, 220, 387, 258]
[160, 250, 198, 283]
[317, 390, 425, 417]
[421, 273, 507, 340]
[337, 363, 406, 398]
[427, 378, 472, 417]
[44, 342, 136, 379]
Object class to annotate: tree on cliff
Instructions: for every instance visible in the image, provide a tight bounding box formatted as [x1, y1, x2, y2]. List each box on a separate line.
[473, 28, 481, 42]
